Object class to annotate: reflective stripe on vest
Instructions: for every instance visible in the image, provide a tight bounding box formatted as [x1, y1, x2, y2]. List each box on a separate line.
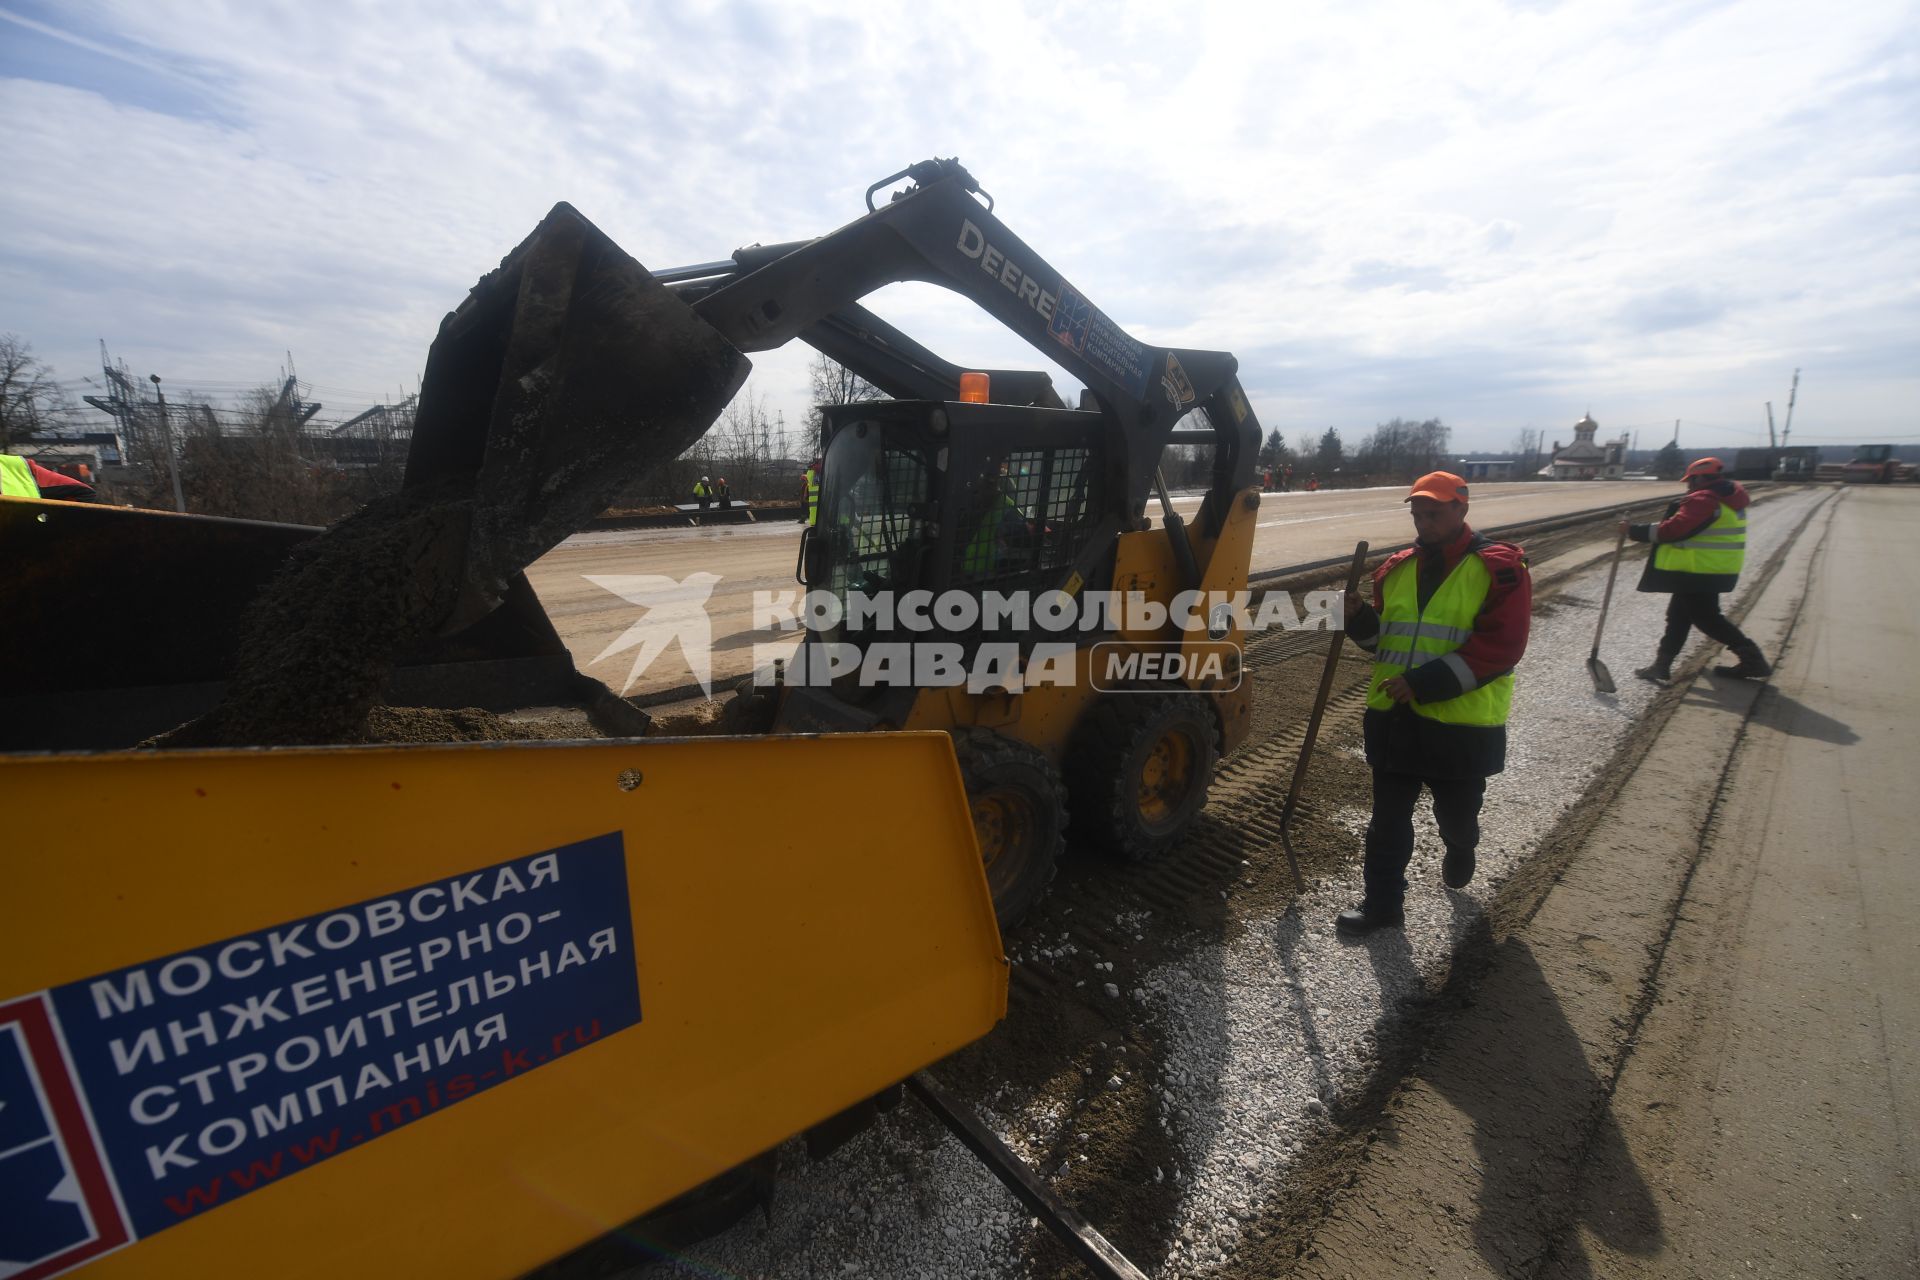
[1653, 501, 1746, 578]
[805, 470, 820, 525]
[1, 454, 38, 498]
[1367, 551, 1512, 726]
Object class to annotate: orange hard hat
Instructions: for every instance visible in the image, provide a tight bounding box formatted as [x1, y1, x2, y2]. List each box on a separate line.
[1683, 456, 1723, 479]
[1405, 471, 1469, 504]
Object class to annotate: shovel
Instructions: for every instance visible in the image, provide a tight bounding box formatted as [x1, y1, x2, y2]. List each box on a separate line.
[1279, 540, 1370, 894]
[1587, 524, 1627, 694]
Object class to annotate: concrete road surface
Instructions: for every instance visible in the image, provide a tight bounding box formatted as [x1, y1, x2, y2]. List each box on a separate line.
[1550, 485, 1919, 1278]
[527, 480, 1662, 697]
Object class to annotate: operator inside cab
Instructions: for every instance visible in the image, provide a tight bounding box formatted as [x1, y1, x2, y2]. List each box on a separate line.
[960, 460, 1032, 578]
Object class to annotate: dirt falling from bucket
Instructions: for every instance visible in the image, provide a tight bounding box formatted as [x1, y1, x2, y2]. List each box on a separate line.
[150, 482, 476, 748]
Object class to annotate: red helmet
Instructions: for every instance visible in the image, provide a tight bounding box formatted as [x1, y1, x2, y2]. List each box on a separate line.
[1683, 456, 1724, 480]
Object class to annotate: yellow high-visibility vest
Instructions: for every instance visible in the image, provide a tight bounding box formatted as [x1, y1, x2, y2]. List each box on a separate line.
[805, 469, 820, 526]
[960, 490, 1021, 577]
[1366, 552, 1512, 726]
[1, 454, 38, 498]
[1653, 501, 1746, 578]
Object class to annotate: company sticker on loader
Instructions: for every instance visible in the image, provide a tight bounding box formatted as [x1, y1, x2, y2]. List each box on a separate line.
[1, 834, 639, 1276]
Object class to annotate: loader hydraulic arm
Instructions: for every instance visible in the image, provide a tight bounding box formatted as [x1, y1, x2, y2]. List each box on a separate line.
[663, 159, 1263, 526]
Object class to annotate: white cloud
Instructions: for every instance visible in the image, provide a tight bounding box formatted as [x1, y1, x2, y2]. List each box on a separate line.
[0, 0, 1913, 451]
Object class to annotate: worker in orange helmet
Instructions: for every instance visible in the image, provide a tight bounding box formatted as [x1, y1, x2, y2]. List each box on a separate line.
[1621, 455, 1768, 682]
[1335, 472, 1531, 935]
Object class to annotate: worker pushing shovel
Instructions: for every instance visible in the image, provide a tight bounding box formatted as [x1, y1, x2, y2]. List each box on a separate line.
[1622, 456, 1770, 685]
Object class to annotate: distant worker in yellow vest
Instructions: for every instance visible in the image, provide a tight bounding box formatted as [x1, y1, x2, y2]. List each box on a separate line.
[1, 453, 96, 502]
[1336, 471, 1532, 936]
[1622, 456, 1767, 683]
[801, 458, 821, 526]
[693, 475, 712, 512]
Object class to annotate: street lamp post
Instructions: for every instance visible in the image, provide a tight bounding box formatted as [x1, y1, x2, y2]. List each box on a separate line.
[149, 373, 186, 513]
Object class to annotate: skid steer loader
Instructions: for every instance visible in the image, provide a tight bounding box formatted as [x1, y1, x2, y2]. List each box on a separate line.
[661, 158, 1265, 925]
[1, 159, 1260, 1278]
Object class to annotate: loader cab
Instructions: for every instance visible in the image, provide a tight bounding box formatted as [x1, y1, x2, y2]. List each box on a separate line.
[807, 399, 1117, 656]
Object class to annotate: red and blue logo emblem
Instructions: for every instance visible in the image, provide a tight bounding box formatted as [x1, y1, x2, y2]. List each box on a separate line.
[0, 996, 130, 1279]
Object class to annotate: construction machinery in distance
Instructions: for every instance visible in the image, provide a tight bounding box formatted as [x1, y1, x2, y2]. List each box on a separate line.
[2, 159, 1262, 1278]
[1840, 443, 1912, 483]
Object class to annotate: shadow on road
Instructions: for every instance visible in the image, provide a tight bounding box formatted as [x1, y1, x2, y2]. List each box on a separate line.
[1684, 676, 1859, 746]
[1353, 933, 1663, 1276]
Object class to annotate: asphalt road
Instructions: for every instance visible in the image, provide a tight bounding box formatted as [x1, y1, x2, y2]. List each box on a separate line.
[526, 480, 1663, 697]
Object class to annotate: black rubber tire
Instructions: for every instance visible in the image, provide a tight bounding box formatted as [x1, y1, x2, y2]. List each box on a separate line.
[526, 1152, 776, 1276]
[951, 728, 1066, 931]
[1064, 691, 1220, 864]
[716, 672, 778, 735]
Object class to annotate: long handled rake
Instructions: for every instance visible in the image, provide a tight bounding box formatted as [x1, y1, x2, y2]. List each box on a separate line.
[1279, 540, 1370, 894]
[1587, 524, 1627, 694]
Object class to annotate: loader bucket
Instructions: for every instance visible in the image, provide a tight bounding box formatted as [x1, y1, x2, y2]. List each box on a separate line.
[0, 204, 751, 750]
[408, 201, 752, 632]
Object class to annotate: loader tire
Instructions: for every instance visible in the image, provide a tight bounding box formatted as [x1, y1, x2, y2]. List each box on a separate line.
[952, 728, 1065, 931]
[1065, 691, 1219, 864]
[717, 673, 778, 735]
[530, 1152, 775, 1276]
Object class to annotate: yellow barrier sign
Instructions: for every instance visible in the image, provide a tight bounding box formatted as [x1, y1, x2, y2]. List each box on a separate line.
[1, 732, 1004, 1279]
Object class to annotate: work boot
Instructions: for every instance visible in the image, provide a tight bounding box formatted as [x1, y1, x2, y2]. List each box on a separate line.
[1442, 846, 1476, 889]
[1713, 640, 1771, 680]
[1634, 656, 1673, 684]
[1335, 903, 1405, 937]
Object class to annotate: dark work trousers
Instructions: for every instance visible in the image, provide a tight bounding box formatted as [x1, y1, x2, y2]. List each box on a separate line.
[1659, 592, 1747, 658]
[1363, 772, 1486, 911]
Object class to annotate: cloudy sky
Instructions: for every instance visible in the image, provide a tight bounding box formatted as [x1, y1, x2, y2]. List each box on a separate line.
[3, 0, 1914, 454]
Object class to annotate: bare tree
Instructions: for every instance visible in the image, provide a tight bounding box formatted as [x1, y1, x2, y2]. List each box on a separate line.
[806, 351, 881, 457]
[711, 388, 778, 498]
[0, 334, 77, 447]
[1353, 417, 1450, 480]
[1511, 427, 1544, 477]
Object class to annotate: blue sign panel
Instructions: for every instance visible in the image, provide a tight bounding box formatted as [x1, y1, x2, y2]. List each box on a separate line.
[1046, 283, 1152, 400]
[23, 832, 639, 1251]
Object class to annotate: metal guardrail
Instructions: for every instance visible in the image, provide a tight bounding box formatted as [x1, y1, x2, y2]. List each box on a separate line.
[1244, 490, 1707, 587]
